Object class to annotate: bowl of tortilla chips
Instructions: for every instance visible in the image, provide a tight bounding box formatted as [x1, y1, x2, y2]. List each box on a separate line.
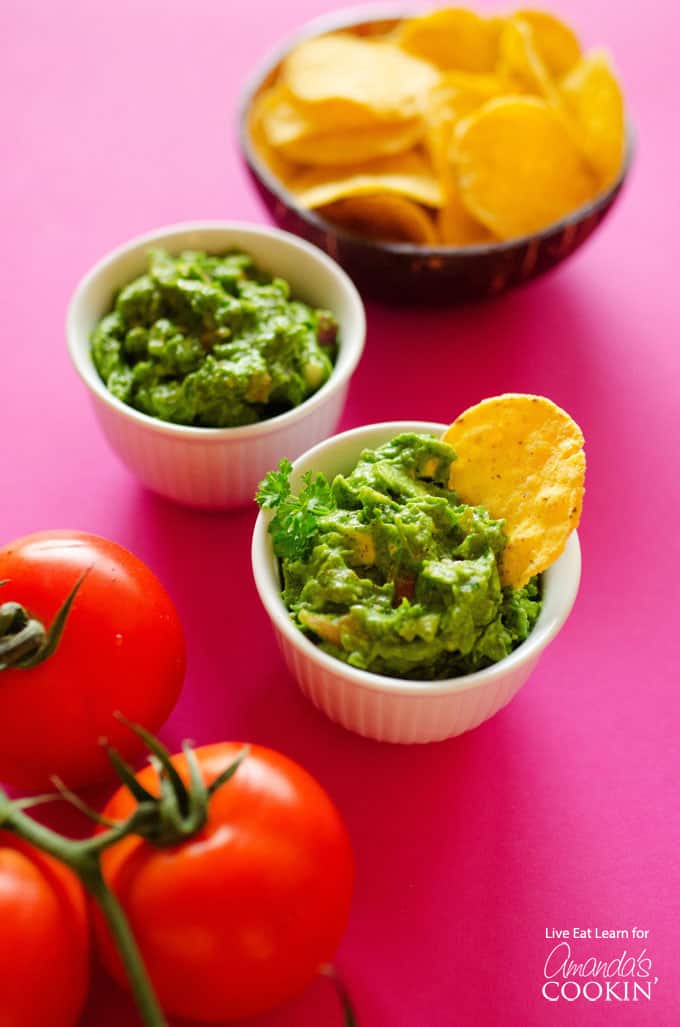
[238, 5, 632, 303]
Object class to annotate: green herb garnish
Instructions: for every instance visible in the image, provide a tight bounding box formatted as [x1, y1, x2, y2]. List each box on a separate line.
[256, 459, 332, 561]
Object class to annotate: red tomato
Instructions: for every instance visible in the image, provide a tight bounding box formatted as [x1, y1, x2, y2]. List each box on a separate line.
[0, 831, 89, 1027]
[0, 531, 185, 792]
[96, 743, 354, 1022]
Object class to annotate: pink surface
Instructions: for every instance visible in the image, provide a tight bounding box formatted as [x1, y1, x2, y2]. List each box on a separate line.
[3, 1, 680, 1024]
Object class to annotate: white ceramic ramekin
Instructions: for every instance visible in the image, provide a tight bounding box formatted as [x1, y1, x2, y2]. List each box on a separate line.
[252, 421, 582, 744]
[67, 221, 365, 509]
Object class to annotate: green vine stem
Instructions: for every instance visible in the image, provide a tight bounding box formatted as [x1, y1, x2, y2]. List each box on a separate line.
[86, 863, 167, 1027]
[0, 572, 88, 670]
[321, 964, 359, 1027]
[0, 787, 167, 1027]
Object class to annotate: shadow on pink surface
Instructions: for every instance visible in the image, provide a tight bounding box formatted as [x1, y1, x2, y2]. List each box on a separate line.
[81, 955, 363, 1027]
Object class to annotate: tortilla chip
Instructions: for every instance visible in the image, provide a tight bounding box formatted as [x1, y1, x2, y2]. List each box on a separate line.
[424, 72, 507, 177]
[290, 152, 444, 209]
[261, 86, 424, 164]
[397, 8, 503, 72]
[442, 394, 585, 588]
[455, 96, 596, 238]
[561, 49, 626, 189]
[497, 17, 561, 106]
[282, 32, 440, 126]
[247, 88, 299, 184]
[514, 9, 581, 77]
[437, 187, 495, 246]
[319, 195, 438, 244]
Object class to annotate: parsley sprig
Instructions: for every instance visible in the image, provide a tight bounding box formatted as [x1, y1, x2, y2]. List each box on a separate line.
[256, 459, 333, 561]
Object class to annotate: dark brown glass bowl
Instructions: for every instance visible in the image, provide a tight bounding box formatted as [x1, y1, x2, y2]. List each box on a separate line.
[237, 5, 633, 305]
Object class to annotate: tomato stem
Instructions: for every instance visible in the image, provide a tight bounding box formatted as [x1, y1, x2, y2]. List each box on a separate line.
[0, 571, 88, 670]
[321, 964, 359, 1027]
[50, 774, 119, 828]
[86, 864, 168, 1027]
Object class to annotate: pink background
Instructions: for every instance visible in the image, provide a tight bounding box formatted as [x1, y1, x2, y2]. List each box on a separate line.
[3, 1, 680, 1024]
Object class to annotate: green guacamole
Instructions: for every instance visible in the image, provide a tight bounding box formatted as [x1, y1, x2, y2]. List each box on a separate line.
[91, 249, 338, 427]
[257, 433, 542, 680]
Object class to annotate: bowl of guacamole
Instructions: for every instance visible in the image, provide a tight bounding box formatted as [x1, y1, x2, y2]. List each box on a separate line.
[252, 421, 581, 743]
[67, 221, 365, 509]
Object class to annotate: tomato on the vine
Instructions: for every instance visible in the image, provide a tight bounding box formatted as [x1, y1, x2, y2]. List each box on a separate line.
[0, 831, 89, 1027]
[0, 531, 185, 792]
[95, 743, 354, 1023]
